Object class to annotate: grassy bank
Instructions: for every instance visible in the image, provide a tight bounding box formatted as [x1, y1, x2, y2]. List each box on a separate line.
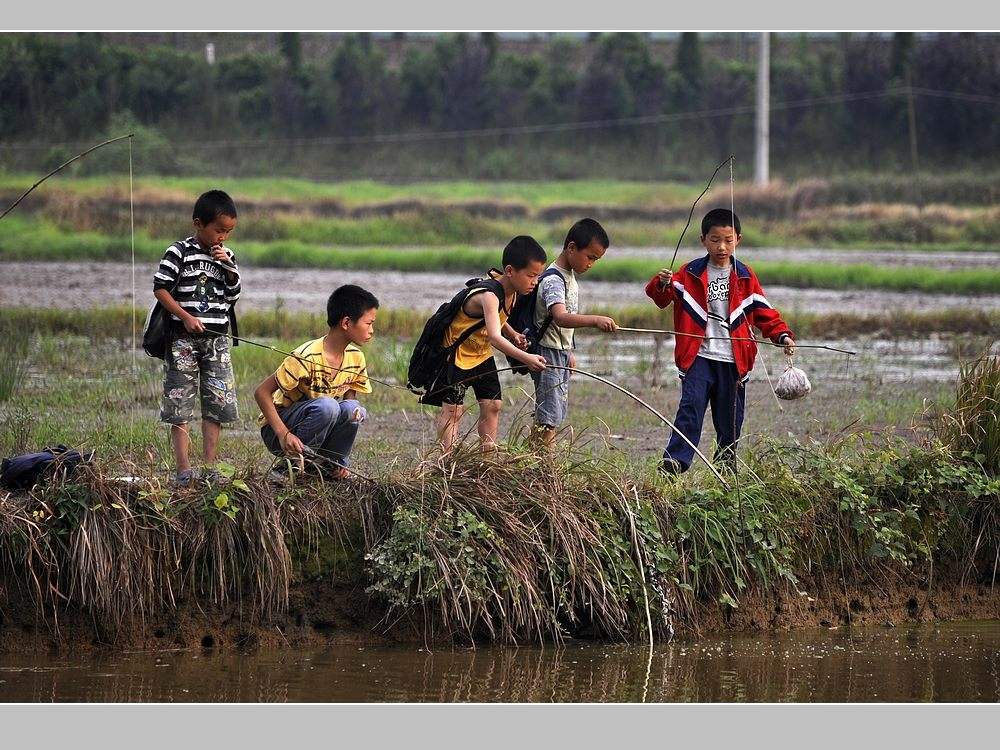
[1, 412, 997, 643]
[1, 311, 995, 643]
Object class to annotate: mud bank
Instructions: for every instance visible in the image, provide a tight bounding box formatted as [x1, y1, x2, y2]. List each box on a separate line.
[2, 577, 997, 655]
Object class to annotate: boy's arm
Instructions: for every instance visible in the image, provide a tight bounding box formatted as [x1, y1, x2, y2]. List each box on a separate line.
[254, 373, 305, 455]
[211, 247, 241, 301]
[476, 294, 546, 372]
[538, 273, 616, 332]
[645, 268, 678, 309]
[549, 304, 617, 332]
[153, 243, 205, 334]
[153, 288, 205, 334]
[501, 322, 529, 349]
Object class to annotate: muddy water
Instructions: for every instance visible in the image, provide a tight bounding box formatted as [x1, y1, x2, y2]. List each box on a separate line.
[4, 260, 1000, 315]
[1, 621, 998, 702]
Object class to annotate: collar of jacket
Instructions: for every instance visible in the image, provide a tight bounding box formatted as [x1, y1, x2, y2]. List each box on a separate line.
[685, 254, 752, 281]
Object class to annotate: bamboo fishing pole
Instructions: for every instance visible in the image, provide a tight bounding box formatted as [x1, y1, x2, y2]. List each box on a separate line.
[614, 326, 857, 356]
[0, 134, 135, 221]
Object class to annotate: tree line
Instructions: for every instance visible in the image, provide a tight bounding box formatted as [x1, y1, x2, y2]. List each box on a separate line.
[0, 32, 997, 179]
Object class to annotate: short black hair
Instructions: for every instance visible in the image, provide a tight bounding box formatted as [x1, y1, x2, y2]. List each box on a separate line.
[701, 208, 741, 237]
[192, 190, 238, 224]
[501, 235, 547, 270]
[564, 217, 610, 251]
[327, 284, 380, 327]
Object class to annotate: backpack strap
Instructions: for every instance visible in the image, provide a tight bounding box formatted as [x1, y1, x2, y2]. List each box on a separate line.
[533, 267, 568, 345]
[448, 278, 509, 353]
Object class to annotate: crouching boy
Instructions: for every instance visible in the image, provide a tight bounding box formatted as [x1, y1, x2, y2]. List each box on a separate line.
[254, 285, 378, 479]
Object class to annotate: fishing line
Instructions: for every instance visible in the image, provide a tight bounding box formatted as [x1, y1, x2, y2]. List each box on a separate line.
[128, 134, 137, 448]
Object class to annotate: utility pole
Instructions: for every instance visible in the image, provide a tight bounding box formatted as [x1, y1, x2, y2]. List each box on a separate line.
[906, 71, 923, 209]
[754, 32, 770, 186]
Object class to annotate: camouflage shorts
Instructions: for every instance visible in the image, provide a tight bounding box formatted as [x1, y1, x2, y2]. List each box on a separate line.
[160, 333, 239, 425]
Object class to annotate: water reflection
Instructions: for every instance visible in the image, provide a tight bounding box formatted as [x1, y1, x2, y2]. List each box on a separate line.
[1, 622, 998, 702]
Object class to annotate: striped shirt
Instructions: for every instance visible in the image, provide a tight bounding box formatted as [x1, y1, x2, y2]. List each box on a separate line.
[152, 237, 242, 332]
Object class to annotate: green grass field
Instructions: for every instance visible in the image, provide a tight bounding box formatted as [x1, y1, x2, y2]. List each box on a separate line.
[3, 219, 999, 294]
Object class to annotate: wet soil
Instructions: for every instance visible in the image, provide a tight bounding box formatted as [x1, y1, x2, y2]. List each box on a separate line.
[4, 260, 1000, 315]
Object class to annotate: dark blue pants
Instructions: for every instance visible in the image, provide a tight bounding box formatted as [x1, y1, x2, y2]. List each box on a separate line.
[664, 356, 746, 471]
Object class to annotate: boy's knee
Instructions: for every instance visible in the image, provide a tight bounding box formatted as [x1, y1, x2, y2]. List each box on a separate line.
[304, 397, 340, 421]
[479, 399, 502, 417]
[340, 400, 367, 424]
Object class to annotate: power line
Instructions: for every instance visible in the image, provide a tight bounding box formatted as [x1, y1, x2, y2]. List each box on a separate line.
[0, 87, 995, 153]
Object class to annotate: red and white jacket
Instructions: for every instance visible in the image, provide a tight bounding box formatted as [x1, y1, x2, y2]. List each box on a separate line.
[645, 255, 793, 380]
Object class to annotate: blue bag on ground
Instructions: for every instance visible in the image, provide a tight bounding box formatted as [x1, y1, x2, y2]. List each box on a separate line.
[0, 445, 94, 490]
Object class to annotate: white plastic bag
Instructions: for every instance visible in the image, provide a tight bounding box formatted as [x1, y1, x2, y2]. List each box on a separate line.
[775, 360, 811, 400]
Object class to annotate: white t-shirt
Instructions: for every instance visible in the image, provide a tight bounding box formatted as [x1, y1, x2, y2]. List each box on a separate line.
[698, 261, 735, 363]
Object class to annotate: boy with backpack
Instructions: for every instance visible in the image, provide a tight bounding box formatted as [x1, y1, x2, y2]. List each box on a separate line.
[412, 236, 548, 454]
[645, 208, 795, 474]
[515, 218, 617, 448]
[153, 190, 242, 487]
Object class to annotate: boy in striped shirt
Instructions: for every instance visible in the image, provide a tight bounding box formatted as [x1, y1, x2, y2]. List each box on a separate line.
[153, 190, 242, 486]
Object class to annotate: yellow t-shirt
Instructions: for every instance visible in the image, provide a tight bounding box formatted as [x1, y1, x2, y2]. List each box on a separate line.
[258, 338, 372, 425]
[443, 286, 513, 371]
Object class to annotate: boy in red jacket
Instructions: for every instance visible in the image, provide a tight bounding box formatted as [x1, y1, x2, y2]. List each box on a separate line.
[645, 209, 795, 474]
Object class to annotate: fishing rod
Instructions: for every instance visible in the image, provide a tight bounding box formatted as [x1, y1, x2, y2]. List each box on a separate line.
[668, 154, 733, 273]
[614, 326, 857, 356]
[0, 134, 135, 221]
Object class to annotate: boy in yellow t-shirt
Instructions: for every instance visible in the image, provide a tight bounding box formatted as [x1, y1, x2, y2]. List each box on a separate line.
[254, 285, 378, 479]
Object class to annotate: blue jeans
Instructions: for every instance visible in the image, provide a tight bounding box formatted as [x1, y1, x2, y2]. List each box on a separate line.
[663, 356, 745, 472]
[261, 397, 366, 468]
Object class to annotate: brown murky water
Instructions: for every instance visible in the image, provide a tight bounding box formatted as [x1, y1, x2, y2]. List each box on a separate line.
[1, 621, 998, 702]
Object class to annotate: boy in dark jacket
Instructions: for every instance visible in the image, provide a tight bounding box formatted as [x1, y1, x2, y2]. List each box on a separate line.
[645, 209, 795, 474]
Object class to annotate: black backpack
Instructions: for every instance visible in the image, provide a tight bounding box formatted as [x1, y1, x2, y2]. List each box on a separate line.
[0, 445, 94, 491]
[504, 266, 566, 375]
[407, 272, 507, 397]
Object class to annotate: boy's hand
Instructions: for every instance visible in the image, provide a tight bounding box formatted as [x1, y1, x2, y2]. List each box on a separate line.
[523, 354, 547, 373]
[182, 313, 205, 334]
[210, 245, 231, 264]
[512, 331, 530, 350]
[595, 316, 617, 333]
[279, 430, 305, 457]
[568, 352, 577, 370]
[781, 336, 796, 356]
[656, 268, 672, 288]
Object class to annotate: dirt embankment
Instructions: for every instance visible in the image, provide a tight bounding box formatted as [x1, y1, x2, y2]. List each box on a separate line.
[1, 577, 997, 655]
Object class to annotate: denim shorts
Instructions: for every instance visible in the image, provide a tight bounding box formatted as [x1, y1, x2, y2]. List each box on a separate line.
[531, 345, 571, 427]
[160, 333, 238, 425]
